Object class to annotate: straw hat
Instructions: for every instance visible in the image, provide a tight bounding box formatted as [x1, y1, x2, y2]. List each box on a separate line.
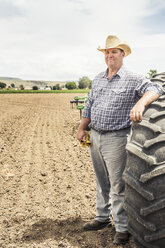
[97, 35, 131, 57]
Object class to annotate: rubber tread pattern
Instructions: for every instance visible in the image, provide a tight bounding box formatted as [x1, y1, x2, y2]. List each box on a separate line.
[124, 73, 165, 247]
[140, 164, 165, 183]
[140, 198, 165, 216]
[124, 201, 156, 231]
[123, 171, 155, 201]
[150, 110, 165, 122]
[144, 227, 165, 242]
[133, 120, 161, 133]
[143, 134, 165, 148]
[126, 143, 156, 166]
[128, 225, 159, 248]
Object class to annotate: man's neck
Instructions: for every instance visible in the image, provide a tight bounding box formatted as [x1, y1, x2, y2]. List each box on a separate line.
[108, 64, 123, 79]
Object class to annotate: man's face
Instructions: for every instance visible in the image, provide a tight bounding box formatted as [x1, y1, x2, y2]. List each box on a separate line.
[105, 48, 124, 68]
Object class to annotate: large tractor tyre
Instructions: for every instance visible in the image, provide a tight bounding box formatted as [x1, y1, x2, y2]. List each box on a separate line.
[123, 73, 165, 248]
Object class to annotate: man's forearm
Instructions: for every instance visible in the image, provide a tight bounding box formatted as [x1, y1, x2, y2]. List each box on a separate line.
[137, 91, 159, 106]
[78, 117, 91, 131]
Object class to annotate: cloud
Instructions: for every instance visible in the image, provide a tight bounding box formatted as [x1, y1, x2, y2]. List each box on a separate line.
[140, 9, 165, 34]
[0, 0, 164, 80]
[0, 0, 24, 19]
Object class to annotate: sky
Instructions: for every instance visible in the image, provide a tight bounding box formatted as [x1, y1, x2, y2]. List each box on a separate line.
[0, 0, 165, 81]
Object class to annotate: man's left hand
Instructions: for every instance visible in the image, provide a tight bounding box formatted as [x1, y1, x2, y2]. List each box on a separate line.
[130, 91, 159, 122]
[130, 103, 145, 122]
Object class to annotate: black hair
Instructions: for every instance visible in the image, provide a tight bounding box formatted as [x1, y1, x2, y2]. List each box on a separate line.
[119, 48, 124, 53]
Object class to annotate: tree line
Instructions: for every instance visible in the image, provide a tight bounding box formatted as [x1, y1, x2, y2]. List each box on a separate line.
[0, 70, 158, 90]
[0, 76, 92, 90]
[65, 76, 92, 90]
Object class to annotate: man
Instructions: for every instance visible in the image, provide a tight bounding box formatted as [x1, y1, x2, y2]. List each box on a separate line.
[77, 35, 163, 245]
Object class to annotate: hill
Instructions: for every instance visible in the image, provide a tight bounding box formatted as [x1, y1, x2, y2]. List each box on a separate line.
[0, 77, 22, 81]
[0, 78, 67, 88]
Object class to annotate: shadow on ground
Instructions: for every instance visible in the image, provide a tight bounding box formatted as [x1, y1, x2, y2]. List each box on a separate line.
[22, 217, 136, 248]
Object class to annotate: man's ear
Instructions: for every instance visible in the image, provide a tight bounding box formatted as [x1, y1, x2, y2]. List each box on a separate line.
[122, 51, 125, 57]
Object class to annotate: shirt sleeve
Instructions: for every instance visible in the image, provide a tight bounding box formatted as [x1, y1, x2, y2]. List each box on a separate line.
[135, 76, 164, 97]
[82, 90, 93, 119]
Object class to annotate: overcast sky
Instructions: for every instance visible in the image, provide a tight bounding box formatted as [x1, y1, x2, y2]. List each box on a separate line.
[0, 0, 165, 81]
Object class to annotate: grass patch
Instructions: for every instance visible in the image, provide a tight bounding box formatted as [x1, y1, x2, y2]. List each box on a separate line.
[0, 89, 90, 94]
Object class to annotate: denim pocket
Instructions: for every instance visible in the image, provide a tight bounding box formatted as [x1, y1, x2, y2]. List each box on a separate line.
[114, 127, 131, 137]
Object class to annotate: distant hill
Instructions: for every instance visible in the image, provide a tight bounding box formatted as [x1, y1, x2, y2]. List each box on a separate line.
[0, 77, 67, 88]
[0, 77, 22, 81]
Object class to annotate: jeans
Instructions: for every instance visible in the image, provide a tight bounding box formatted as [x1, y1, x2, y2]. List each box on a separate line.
[90, 127, 130, 233]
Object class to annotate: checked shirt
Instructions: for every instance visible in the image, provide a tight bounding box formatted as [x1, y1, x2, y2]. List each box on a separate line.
[82, 65, 163, 131]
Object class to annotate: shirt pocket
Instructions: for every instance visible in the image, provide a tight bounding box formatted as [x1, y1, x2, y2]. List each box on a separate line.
[110, 88, 127, 107]
[111, 88, 126, 95]
[93, 87, 104, 99]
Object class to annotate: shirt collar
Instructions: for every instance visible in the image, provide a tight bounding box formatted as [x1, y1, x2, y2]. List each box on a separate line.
[103, 65, 126, 79]
[116, 65, 126, 78]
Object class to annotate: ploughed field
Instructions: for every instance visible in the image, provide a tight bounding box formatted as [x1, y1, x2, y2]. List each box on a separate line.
[0, 94, 137, 248]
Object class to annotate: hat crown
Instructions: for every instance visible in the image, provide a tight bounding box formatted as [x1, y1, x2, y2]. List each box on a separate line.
[106, 35, 122, 49]
[97, 34, 131, 57]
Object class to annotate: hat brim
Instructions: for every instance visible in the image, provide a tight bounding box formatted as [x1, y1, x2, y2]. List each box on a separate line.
[97, 44, 131, 57]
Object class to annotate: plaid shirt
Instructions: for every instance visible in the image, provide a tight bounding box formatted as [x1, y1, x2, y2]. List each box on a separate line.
[82, 65, 164, 131]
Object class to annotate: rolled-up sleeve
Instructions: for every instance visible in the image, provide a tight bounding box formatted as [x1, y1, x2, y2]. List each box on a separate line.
[136, 77, 164, 97]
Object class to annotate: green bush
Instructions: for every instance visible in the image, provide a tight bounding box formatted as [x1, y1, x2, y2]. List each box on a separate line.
[148, 69, 157, 78]
[65, 81, 77, 90]
[19, 84, 24, 90]
[33, 86, 38, 90]
[78, 76, 92, 89]
[53, 84, 60, 90]
[0, 82, 6, 89]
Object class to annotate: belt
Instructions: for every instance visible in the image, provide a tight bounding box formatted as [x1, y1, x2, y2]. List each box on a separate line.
[92, 126, 131, 134]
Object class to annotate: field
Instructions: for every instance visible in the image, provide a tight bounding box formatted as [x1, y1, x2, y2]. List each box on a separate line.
[0, 94, 137, 248]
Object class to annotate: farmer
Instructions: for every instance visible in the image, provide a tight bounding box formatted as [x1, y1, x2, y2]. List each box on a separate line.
[77, 35, 163, 245]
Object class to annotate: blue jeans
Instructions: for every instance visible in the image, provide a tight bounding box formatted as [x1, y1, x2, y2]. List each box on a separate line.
[90, 128, 130, 233]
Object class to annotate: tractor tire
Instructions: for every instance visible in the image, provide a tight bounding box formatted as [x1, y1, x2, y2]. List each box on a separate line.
[123, 73, 165, 248]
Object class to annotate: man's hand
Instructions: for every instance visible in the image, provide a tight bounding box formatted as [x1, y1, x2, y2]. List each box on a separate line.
[130, 103, 145, 122]
[76, 117, 91, 141]
[77, 129, 86, 141]
[130, 91, 159, 122]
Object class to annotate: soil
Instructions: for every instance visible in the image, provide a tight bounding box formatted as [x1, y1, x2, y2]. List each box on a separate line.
[0, 93, 137, 248]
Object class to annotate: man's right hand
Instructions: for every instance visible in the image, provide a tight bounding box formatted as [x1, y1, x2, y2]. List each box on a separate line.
[77, 129, 86, 141]
[76, 117, 91, 141]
